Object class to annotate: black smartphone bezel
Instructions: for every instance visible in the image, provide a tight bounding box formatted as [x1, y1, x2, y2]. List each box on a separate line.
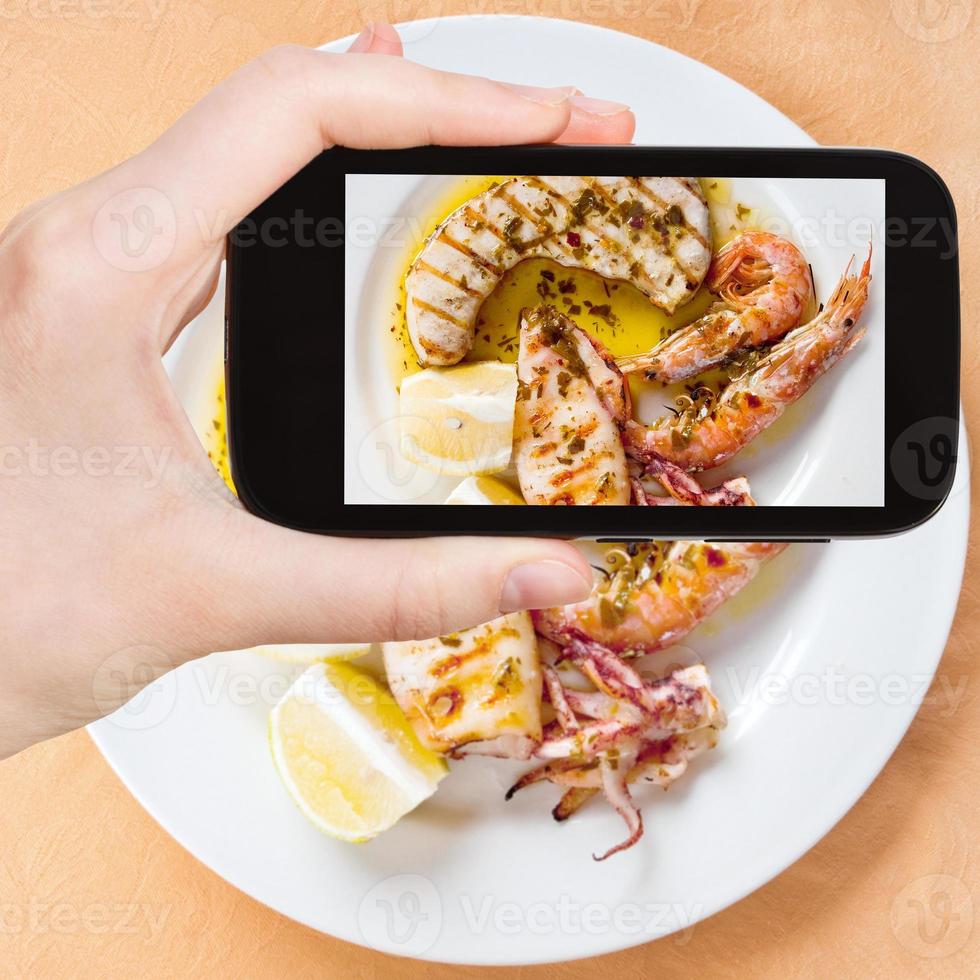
[226, 146, 960, 540]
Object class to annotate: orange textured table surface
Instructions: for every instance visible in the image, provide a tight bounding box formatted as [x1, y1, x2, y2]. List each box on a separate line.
[1, 2, 977, 976]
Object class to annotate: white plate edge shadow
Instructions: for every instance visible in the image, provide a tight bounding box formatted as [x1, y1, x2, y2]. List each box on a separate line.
[88, 15, 971, 966]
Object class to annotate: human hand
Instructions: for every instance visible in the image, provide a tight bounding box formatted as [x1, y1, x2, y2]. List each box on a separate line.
[0, 24, 635, 759]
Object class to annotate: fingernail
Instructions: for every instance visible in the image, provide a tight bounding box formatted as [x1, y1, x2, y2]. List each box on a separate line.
[504, 83, 576, 107]
[500, 561, 593, 613]
[348, 24, 376, 53]
[570, 95, 631, 117]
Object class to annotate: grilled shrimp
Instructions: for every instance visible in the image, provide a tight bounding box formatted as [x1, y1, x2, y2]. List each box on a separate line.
[625, 251, 871, 472]
[514, 306, 631, 505]
[535, 539, 786, 654]
[406, 176, 712, 365]
[617, 231, 813, 382]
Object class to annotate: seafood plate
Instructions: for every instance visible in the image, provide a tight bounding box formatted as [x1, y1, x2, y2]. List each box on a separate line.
[93, 24, 966, 959]
[334, 174, 883, 858]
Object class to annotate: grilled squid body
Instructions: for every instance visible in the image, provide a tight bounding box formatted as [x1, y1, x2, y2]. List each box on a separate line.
[406, 176, 712, 365]
[514, 306, 630, 506]
[381, 613, 542, 757]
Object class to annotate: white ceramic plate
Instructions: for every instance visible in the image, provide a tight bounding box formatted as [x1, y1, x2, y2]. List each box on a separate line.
[89, 16, 969, 965]
[344, 174, 885, 506]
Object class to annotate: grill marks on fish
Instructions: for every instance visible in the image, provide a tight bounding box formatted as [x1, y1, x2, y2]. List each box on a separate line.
[413, 259, 483, 298]
[435, 229, 502, 273]
[410, 297, 469, 330]
[627, 177, 710, 251]
[406, 176, 712, 365]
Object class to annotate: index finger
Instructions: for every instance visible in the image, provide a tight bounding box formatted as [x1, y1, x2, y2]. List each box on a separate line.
[97, 46, 625, 261]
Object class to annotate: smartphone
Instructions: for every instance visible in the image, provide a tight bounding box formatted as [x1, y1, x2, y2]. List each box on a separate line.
[225, 146, 959, 540]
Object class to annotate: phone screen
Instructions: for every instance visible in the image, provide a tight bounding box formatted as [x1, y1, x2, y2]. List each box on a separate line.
[343, 173, 885, 511]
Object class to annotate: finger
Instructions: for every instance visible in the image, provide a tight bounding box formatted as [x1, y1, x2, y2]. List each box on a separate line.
[347, 22, 405, 55]
[101, 47, 577, 255]
[338, 28, 629, 147]
[153, 84, 633, 342]
[175, 508, 593, 650]
[160, 21, 404, 345]
[556, 96, 636, 144]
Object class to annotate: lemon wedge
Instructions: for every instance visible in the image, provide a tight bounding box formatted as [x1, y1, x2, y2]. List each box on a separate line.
[269, 661, 447, 842]
[399, 362, 518, 476]
[445, 475, 526, 505]
[253, 643, 370, 664]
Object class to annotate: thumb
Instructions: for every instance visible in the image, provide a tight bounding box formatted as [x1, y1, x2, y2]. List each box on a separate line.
[183, 508, 593, 650]
[347, 22, 405, 55]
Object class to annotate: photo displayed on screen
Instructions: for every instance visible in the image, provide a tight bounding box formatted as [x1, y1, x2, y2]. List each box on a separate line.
[344, 175, 885, 508]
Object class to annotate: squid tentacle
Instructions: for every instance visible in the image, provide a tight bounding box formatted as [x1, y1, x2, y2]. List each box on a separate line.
[512, 636, 725, 857]
[553, 787, 599, 821]
[592, 757, 643, 862]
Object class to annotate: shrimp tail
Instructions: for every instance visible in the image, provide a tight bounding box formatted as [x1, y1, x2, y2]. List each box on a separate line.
[825, 246, 872, 327]
[616, 309, 737, 381]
